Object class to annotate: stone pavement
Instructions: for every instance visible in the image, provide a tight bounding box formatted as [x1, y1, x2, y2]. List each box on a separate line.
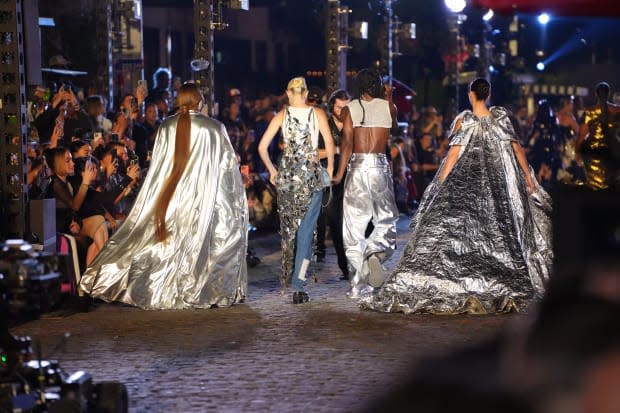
[11, 217, 519, 412]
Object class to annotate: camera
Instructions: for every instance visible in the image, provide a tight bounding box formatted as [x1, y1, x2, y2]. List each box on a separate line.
[0, 239, 62, 317]
[0, 331, 128, 413]
[128, 154, 139, 168]
[0, 239, 128, 412]
[72, 157, 90, 176]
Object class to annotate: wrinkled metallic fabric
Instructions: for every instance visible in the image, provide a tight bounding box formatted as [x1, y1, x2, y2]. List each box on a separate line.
[361, 107, 553, 314]
[276, 108, 323, 287]
[79, 112, 248, 309]
[581, 106, 620, 190]
[343, 153, 399, 290]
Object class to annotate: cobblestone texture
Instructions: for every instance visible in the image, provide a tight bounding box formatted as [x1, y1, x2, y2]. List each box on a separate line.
[12, 217, 518, 412]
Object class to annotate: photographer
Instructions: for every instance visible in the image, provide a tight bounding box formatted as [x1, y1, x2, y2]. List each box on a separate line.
[33, 83, 94, 146]
[420, 106, 444, 142]
[96, 147, 141, 223]
[44, 147, 107, 267]
[133, 102, 160, 167]
[26, 156, 52, 200]
[111, 93, 142, 153]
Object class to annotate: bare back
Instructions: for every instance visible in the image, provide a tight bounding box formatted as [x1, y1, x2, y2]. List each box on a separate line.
[352, 127, 390, 153]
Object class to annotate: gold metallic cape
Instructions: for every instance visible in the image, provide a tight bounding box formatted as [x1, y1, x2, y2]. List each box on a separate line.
[580, 104, 620, 190]
[79, 112, 248, 309]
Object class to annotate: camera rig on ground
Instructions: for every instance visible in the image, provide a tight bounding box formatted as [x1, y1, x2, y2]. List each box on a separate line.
[0, 240, 63, 319]
[0, 332, 128, 413]
[0, 239, 128, 413]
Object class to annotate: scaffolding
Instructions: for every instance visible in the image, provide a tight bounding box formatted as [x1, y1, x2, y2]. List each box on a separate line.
[0, 0, 28, 239]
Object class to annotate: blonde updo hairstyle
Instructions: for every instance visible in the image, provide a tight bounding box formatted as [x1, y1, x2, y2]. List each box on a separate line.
[286, 76, 308, 103]
[154, 82, 203, 242]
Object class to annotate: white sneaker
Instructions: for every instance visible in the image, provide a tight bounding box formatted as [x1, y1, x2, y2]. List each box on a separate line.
[346, 285, 374, 299]
[367, 254, 387, 288]
[346, 287, 361, 299]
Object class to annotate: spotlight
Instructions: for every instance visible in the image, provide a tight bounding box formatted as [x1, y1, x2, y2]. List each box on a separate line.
[482, 9, 494, 22]
[536, 62, 545, 71]
[538, 13, 550, 25]
[488, 65, 496, 73]
[350, 21, 368, 40]
[444, 0, 466, 13]
[190, 58, 210, 71]
[399, 23, 416, 40]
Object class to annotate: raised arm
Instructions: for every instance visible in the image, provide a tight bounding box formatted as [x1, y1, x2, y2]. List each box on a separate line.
[257, 110, 285, 185]
[334, 106, 353, 184]
[71, 163, 97, 211]
[385, 85, 400, 135]
[315, 108, 335, 179]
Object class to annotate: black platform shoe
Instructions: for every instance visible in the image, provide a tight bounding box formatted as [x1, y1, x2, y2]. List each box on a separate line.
[315, 252, 325, 263]
[292, 291, 309, 304]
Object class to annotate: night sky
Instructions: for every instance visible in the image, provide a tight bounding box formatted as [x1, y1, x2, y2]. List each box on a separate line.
[42, 0, 620, 107]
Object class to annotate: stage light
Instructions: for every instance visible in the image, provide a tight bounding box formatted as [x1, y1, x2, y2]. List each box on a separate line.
[350, 21, 368, 40]
[444, 0, 466, 13]
[190, 59, 210, 71]
[482, 9, 494, 22]
[399, 23, 416, 40]
[489, 65, 496, 73]
[538, 13, 550, 25]
[536, 62, 545, 71]
[227, 0, 249, 10]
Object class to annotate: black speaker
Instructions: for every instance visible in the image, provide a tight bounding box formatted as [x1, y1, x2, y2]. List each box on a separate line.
[29, 199, 56, 252]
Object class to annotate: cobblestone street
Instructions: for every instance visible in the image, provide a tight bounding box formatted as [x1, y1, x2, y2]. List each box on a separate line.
[12, 218, 518, 412]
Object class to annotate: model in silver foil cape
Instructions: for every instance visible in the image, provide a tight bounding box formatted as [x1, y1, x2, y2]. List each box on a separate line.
[79, 112, 248, 309]
[362, 107, 553, 314]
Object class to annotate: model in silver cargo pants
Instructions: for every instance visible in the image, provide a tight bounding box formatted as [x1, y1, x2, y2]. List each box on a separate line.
[343, 152, 398, 297]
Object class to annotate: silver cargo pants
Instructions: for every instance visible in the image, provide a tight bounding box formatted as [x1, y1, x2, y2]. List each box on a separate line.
[343, 153, 399, 291]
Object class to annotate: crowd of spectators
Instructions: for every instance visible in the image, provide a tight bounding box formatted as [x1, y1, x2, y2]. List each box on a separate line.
[24, 66, 593, 270]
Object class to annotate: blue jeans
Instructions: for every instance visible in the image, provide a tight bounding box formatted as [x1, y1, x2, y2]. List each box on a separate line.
[292, 190, 323, 291]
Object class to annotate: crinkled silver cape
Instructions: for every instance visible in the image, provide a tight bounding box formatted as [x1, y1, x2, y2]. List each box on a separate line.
[79, 112, 248, 309]
[362, 107, 553, 314]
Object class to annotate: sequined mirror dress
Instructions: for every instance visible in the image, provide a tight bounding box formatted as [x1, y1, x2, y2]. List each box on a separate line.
[276, 107, 324, 287]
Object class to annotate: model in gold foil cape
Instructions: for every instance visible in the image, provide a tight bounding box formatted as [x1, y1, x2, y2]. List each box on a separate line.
[79, 112, 248, 309]
[578, 105, 620, 190]
[362, 107, 553, 314]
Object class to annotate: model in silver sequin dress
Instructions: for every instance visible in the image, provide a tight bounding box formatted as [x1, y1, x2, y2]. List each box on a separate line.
[276, 107, 325, 287]
[258, 77, 335, 302]
[362, 88, 553, 314]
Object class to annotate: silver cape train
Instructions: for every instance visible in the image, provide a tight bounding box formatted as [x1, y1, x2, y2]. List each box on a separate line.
[79, 111, 248, 309]
[362, 107, 553, 314]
